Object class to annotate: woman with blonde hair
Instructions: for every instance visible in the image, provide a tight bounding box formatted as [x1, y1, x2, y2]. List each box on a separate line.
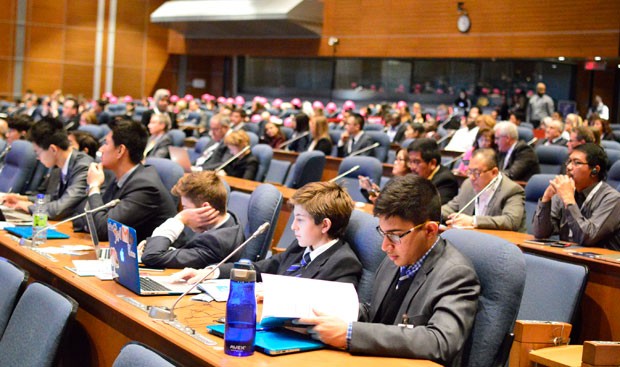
[562, 113, 584, 140]
[220, 130, 259, 180]
[307, 115, 333, 155]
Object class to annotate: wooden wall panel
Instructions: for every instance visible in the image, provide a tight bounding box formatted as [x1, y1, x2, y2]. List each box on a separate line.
[29, 0, 65, 25]
[64, 28, 96, 64]
[66, 1, 97, 28]
[0, 60, 13, 97]
[114, 31, 144, 68]
[62, 64, 94, 96]
[116, 0, 147, 33]
[23, 62, 62, 95]
[113, 67, 143, 98]
[25, 25, 64, 61]
[0, 0, 15, 21]
[0, 23, 15, 57]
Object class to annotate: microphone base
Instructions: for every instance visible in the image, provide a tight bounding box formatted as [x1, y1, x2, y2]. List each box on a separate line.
[148, 306, 176, 321]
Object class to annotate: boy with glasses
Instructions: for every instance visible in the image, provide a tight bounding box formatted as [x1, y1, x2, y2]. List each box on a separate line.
[533, 143, 620, 250]
[299, 175, 480, 366]
[441, 148, 526, 232]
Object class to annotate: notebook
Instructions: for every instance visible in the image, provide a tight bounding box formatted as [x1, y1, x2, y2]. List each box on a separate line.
[206, 323, 324, 356]
[5, 226, 70, 239]
[107, 219, 200, 296]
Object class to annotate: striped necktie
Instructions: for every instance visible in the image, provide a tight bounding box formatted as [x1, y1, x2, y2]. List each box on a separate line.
[285, 252, 312, 276]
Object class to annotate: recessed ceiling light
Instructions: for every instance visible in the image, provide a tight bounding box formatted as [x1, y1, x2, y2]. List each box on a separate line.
[558, 56, 565, 61]
[594, 56, 602, 61]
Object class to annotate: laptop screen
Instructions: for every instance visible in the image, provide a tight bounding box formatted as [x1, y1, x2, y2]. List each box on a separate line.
[108, 219, 141, 294]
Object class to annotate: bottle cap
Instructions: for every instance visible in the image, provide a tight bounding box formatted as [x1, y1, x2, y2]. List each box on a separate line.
[231, 259, 256, 282]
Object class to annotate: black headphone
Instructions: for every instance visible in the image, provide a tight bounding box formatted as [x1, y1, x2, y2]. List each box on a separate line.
[591, 167, 599, 176]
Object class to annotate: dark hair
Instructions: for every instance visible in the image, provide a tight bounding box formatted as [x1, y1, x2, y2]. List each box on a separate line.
[232, 108, 246, 118]
[374, 175, 441, 223]
[473, 127, 496, 150]
[350, 113, 365, 130]
[111, 118, 148, 164]
[64, 97, 78, 111]
[8, 114, 33, 133]
[411, 122, 425, 135]
[294, 113, 310, 133]
[28, 117, 70, 150]
[573, 126, 595, 144]
[472, 148, 498, 169]
[69, 130, 99, 159]
[574, 143, 608, 181]
[407, 138, 441, 165]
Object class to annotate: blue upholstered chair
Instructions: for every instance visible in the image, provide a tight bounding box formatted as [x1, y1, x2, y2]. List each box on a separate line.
[601, 140, 620, 151]
[343, 210, 386, 303]
[364, 131, 390, 163]
[185, 111, 201, 126]
[187, 136, 212, 164]
[0, 258, 28, 340]
[363, 123, 384, 131]
[336, 156, 383, 202]
[280, 126, 294, 140]
[167, 129, 186, 147]
[517, 253, 588, 323]
[605, 149, 620, 169]
[228, 184, 283, 262]
[0, 140, 38, 194]
[520, 122, 534, 130]
[328, 130, 343, 156]
[0, 282, 78, 367]
[251, 144, 273, 182]
[400, 138, 415, 150]
[517, 126, 534, 143]
[24, 162, 50, 194]
[78, 124, 107, 140]
[285, 151, 326, 189]
[144, 158, 184, 205]
[607, 160, 620, 188]
[441, 229, 526, 367]
[535, 145, 568, 174]
[132, 106, 148, 123]
[246, 131, 259, 147]
[243, 123, 260, 135]
[112, 342, 178, 367]
[524, 174, 556, 234]
[264, 159, 291, 185]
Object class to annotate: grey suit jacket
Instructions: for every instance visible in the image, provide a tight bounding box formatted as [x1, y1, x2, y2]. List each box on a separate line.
[350, 239, 480, 366]
[441, 175, 526, 232]
[28, 150, 93, 220]
[144, 133, 173, 159]
[337, 132, 375, 157]
[141, 213, 245, 269]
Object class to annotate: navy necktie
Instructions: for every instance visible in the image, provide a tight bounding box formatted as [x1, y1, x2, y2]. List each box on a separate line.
[285, 252, 312, 276]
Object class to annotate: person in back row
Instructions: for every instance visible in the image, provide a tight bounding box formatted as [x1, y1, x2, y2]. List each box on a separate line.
[2, 117, 93, 219]
[408, 138, 459, 204]
[494, 121, 540, 182]
[172, 181, 363, 289]
[76, 119, 177, 242]
[140, 171, 244, 269]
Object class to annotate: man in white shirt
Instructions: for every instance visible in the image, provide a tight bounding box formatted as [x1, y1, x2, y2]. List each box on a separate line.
[444, 106, 480, 153]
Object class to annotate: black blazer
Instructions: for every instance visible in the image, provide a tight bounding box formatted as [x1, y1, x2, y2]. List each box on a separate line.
[142, 213, 245, 269]
[498, 141, 541, 182]
[310, 137, 333, 156]
[390, 123, 408, 144]
[74, 164, 178, 242]
[218, 239, 363, 289]
[431, 166, 459, 205]
[289, 133, 311, 153]
[224, 152, 259, 180]
[201, 141, 232, 171]
[337, 132, 375, 157]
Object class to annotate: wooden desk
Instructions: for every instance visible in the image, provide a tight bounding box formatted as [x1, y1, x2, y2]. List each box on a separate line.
[477, 230, 620, 343]
[0, 226, 438, 367]
[528, 345, 583, 367]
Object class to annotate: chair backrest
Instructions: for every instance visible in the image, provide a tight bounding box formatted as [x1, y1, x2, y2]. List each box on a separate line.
[364, 131, 390, 162]
[441, 229, 526, 367]
[285, 150, 326, 189]
[243, 123, 260, 135]
[605, 149, 620, 169]
[363, 123, 384, 131]
[524, 174, 556, 233]
[517, 126, 534, 143]
[601, 140, 620, 151]
[336, 156, 383, 202]
[535, 145, 569, 174]
[264, 159, 291, 185]
[328, 130, 343, 156]
[0, 140, 38, 193]
[517, 253, 588, 323]
[251, 144, 273, 182]
[167, 129, 186, 147]
[0, 258, 28, 340]
[185, 111, 201, 125]
[0, 282, 78, 367]
[400, 138, 415, 149]
[280, 126, 294, 140]
[520, 122, 534, 130]
[133, 106, 148, 123]
[342, 210, 386, 303]
[608, 160, 620, 188]
[228, 184, 283, 261]
[113, 341, 177, 367]
[24, 161, 50, 194]
[144, 158, 184, 201]
[247, 131, 259, 147]
[78, 124, 106, 140]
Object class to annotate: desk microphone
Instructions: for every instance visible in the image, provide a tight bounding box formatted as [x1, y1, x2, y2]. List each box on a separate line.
[20, 199, 121, 247]
[148, 222, 270, 321]
[445, 152, 466, 167]
[328, 165, 360, 183]
[277, 131, 310, 149]
[527, 137, 538, 146]
[453, 175, 500, 217]
[349, 142, 380, 157]
[215, 145, 251, 172]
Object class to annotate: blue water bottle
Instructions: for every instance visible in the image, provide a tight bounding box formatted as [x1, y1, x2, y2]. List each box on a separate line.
[225, 259, 256, 357]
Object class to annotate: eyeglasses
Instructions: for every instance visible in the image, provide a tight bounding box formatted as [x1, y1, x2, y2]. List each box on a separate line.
[466, 168, 492, 178]
[376, 221, 427, 244]
[565, 159, 589, 167]
[408, 159, 424, 166]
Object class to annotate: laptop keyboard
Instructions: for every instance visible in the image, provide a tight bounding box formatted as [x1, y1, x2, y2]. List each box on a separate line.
[140, 277, 172, 292]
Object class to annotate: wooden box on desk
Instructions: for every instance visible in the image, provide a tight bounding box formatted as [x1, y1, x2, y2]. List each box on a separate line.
[582, 341, 620, 366]
[509, 320, 572, 367]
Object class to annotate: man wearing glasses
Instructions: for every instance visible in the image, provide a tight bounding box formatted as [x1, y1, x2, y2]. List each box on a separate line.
[407, 138, 459, 204]
[299, 175, 480, 366]
[533, 143, 620, 250]
[494, 121, 540, 181]
[441, 149, 526, 232]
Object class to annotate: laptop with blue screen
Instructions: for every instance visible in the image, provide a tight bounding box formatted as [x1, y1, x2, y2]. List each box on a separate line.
[108, 219, 200, 296]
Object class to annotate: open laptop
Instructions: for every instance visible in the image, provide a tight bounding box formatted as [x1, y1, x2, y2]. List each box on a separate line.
[168, 146, 193, 173]
[107, 218, 200, 296]
[0, 205, 33, 223]
[207, 324, 324, 356]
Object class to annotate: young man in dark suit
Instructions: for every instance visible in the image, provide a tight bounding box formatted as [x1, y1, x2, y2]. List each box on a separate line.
[79, 119, 177, 242]
[299, 175, 480, 366]
[173, 181, 363, 289]
[140, 171, 245, 269]
[2, 117, 93, 220]
[407, 138, 459, 204]
[337, 113, 375, 157]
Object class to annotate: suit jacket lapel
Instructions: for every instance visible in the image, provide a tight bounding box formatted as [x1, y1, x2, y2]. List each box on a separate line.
[303, 240, 343, 278]
[369, 259, 398, 318]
